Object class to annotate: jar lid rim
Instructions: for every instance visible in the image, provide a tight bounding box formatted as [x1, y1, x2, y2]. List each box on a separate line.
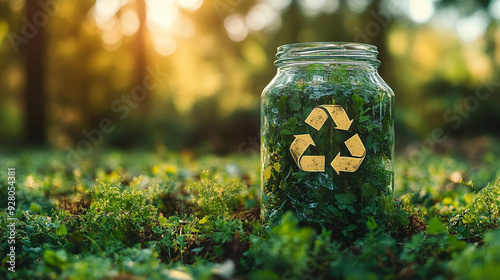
[277, 42, 378, 51]
[275, 42, 380, 67]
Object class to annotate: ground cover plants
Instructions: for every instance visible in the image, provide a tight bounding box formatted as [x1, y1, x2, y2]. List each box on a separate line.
[1, 141, 500, 279]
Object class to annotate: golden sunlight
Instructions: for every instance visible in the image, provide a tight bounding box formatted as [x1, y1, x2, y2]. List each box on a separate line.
[92, 0, 203, 55]
[177, 0, 203, 11]
[120, 8, 140, 36]
[146, 0, 178, 32]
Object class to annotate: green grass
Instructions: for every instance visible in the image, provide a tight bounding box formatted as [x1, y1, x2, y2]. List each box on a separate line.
[1, 143, 500, 280]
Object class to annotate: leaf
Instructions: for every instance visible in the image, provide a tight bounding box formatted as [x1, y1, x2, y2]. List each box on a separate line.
[327, 205, 339, 215]
[366, 216, 378, 231]
[55, 223, 68, 236]
[30, 202, 42, 213]
[191, 247, 204, 254]
[100, 216, 107, 227]
[346, 224, 357, 231]
[352, 94, 365, 109]
[306, 64, 324, 80]
[288, 94, 302, 111]
[342, 224, 357, 236]
[446, 234, 466, 250]
[283, 117, 297, 128]
[427, 217, 447, 234]
[199, 216, 210, 225]
[273, 163, 280, 172]
[265, 167, 272, 180]
[43, 250, 68, 269]
[405, 232, 425, 250]
[335, 193, 357, 205]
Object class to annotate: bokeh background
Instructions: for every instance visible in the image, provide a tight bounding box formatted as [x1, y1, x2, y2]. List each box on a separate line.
[1, 0, 499, 157]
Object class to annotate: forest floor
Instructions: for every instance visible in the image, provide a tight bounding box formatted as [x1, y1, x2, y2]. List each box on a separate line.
[1, 135, 500, 280]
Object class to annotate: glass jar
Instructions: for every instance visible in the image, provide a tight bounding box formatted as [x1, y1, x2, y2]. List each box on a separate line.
[261, 42, 394, 238]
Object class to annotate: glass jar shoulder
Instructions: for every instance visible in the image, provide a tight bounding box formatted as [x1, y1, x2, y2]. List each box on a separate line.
[262, 64, 393, 106]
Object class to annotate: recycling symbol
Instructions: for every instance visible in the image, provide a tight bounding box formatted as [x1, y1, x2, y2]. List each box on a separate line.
[289, 105, 366, 174]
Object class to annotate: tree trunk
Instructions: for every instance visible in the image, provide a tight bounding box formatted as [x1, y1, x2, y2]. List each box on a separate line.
[24, 0, 47, 145]
[364, 0, 390, 80]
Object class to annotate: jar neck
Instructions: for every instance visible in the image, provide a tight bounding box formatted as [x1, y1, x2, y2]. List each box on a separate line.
[275, 42, 380, 69]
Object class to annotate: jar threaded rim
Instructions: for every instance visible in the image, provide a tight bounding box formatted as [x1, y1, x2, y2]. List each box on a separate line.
[275, 42, 380, 68]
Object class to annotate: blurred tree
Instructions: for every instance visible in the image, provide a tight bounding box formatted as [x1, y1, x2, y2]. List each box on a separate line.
[364, 0, 390, 78]
[24, 0, 48, 145]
